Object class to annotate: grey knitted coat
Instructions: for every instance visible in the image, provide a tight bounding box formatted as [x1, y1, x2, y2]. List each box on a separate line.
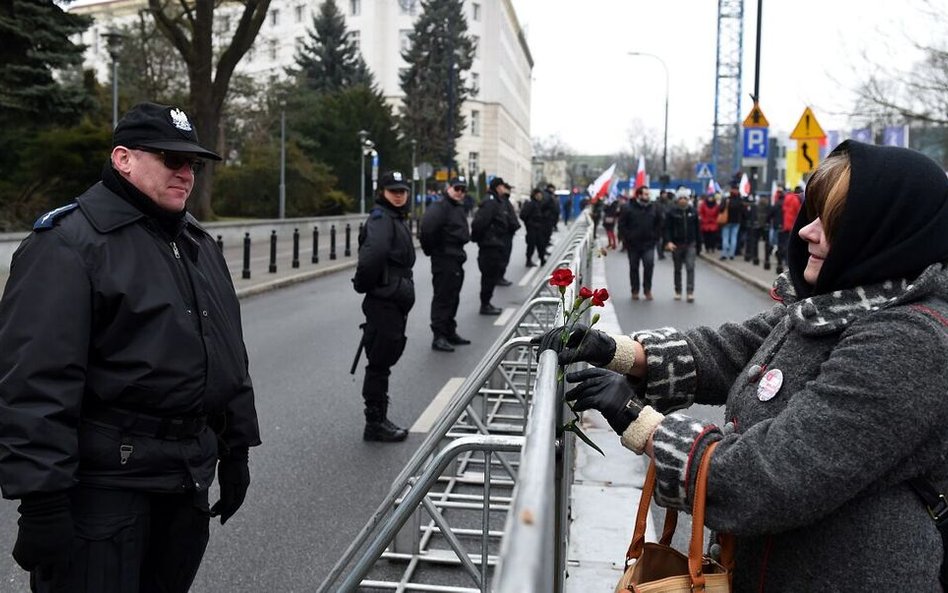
[634, 263, 948, 592]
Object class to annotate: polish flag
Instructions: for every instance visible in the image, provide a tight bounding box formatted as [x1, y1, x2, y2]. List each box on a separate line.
[634, 156, 647, 189]
[589, 163, 617, 200]
[739, 172, 751, 197]
[770, 180, 779, 201]
[706, 177, 716, 195]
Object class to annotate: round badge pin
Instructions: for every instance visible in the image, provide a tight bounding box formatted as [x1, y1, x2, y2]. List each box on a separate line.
[757, 368, 783, 402]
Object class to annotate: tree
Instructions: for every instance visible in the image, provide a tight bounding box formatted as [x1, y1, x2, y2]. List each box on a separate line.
[399, 0, 475, 170]
[147, 0, 271, 220]
[292, 0, 373, 93]
[115, 12, 190, 107]
[532, 134, 575, 160]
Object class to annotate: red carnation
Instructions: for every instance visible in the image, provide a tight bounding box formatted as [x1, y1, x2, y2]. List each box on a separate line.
[578, 286, 593, 299]
[591, 288, 610, 306]
[549, 268, 574, 288]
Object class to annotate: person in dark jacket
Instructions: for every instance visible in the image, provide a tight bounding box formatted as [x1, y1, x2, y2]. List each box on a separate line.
[353, 171, 416, 441]
[769, 189, 786, 273]
[0, 102, 261, 593]
[602, 199, 620, 249]
[538, 141, 948, 591]
[471, 177, 519, 314]
[664, 190, 700, 301]
[719, 186, 746, 260]
[420, 176, 471, 353]
[540, 183, 559, 255]
[617, 186, 662, 300]
[520, 188, 548, 268]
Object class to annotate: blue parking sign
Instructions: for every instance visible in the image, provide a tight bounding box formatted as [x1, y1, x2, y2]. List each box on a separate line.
[743, 127, 768, 159]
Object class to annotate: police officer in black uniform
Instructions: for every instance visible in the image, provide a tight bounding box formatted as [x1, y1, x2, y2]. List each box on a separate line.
[471, 177, 520, 315]
[520, 187, 548, 267]
[352, 171, 416, 441]
[540, 183, 560, 255]
[420, 176, 471, 353]
[0, 102, 261, 593]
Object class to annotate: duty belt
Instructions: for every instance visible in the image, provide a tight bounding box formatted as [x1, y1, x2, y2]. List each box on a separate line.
[84, 406, 207, 441]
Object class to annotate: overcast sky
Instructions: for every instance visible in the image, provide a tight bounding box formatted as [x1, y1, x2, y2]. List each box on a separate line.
[510, 0, 943, 155]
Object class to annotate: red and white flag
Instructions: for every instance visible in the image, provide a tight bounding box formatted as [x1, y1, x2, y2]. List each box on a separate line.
[739, 172, 751, 197]
[706, 177, 716, 195]
[634, 156, 647, 189]
[770, 180, 779, 201]
[589, 163, 617, 200]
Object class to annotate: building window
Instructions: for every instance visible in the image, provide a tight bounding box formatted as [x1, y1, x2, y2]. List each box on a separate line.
[221, 15, 231, 33]
[399, 1, 416, 15]
[472, 35, 479, 59]
[247, 46, 255, 62]
[471, 72, 479, 97]
[399, 29, 412, 53]
[350, 0, 361, 16]
[296, 36, 304, 52]
[472, 2, 481, 21]
[468, 152, 479, 176]
[349, 30, 360, 50]
[295, 5, 304, 22]
[471, 110, 480, 136]
[269, 39, 278, 61]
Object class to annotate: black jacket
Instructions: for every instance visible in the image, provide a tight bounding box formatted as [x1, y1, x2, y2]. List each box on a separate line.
[723, 195, 745, 226]
[519, 197, 547, 233]
[541, 190, 559, 226]
[419, 194, 469, 261]
[664, 205, 699, 246]
[0, 182, 260, 499]
[353, 199, 416, 312]
[471, 192, 519, 249]
[617, 199, 662, 249]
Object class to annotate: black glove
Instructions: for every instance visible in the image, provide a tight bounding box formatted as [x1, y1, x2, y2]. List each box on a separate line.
[211, 447, 250, 525]
[565, 367, 644, 435]
[13, 491, 74, 573]
[531, 323, 617, 367]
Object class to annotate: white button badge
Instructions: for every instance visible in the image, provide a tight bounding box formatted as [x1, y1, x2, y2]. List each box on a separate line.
[757, 369, 783, 402]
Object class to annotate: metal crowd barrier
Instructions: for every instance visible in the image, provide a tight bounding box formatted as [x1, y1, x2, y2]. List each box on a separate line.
[318, 214, 595, 593]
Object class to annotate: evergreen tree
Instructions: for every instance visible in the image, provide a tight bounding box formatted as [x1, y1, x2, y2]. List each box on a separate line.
[292, 0, 373, 93]
[399, 0, 474, 171]
[0, 0, 92, 124]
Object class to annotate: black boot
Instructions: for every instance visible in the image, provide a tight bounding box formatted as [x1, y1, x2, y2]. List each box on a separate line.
[364, 401, 408, 442]
[431, 336, 455, 352]
[525, 259, 536, 268]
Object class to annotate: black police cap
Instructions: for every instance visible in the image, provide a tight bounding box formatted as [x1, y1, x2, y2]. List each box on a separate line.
[380, 170, 411, 190]
[449, 175, 467, 188]
[113, 102, 222, 160]
[490, 177, 513, 191]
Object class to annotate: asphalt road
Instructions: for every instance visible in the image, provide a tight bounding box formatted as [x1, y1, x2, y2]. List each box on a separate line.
[0, 229, 774, 592]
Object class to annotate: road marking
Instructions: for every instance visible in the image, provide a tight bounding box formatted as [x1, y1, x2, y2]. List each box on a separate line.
[411, 377, 466, 433]
[493, 308, 514, 326]
[519, 266, 540, 286]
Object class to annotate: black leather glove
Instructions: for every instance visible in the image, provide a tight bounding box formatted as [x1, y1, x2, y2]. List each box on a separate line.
[13, 491, 74, 573]
[565, 367, 644, 435]
[211, 447, 250, 525]
[531, 323, 617, 367]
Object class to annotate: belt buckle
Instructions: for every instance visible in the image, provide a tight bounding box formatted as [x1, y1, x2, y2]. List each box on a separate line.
[928, 494, 948, 528]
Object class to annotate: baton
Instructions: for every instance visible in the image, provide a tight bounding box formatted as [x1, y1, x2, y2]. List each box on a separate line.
[350, 327, 366, 375]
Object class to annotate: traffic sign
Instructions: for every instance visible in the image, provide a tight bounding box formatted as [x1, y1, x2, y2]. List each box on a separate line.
[742, 103, 769, 128]
[743, 127, 769, 159]
[796, 139, 820, 173]
[694, 162, 715, 179]
[790, 107, 826, 140]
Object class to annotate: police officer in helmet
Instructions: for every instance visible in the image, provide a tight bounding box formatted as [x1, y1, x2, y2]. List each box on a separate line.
[0, 102, 260, 592]
[352, 171, 416, 441]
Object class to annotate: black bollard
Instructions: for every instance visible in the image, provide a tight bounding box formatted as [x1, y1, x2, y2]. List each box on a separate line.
[216, 235, 223, 251]
[292, 228, 300, 269]
[312, 226, 319, 264]
[241, 233, 251, 279]
[344, 223, 351, 257]
[268, 230, 277, 273]
[330, 224, 337, 260]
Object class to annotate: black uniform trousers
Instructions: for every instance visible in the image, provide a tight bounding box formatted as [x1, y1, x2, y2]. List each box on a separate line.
[477, 246, 505, 306]
[361, 295, 408, 406]
[430, 255, 464, 338]
[525, 227, 545, 264]
[500, 237, 513, 278]
[626, 244, 655, 294]
[32, 485, 209, 593]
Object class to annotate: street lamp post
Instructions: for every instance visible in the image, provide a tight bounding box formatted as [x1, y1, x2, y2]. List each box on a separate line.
[410, 139, 417, 213]
[628, 51, 669, 184]
[103, 29, 125, 129]
[279, 100, 286, 219]
[357, 130, 370, 215]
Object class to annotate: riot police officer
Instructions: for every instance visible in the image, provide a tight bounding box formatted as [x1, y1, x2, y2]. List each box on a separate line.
[352, 171, 416, 441]
[420, 176, 471, 352]
[471, 177, 520, 314]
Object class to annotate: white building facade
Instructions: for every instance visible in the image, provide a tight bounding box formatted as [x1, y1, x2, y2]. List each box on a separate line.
[70, 0, 534, 197]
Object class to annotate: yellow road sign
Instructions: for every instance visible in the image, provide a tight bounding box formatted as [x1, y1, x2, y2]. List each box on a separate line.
[742, 103, 769, 128]
[796, 139, 820, 173]
[790, 107, 826, 140]
[435, 169, 449, 181]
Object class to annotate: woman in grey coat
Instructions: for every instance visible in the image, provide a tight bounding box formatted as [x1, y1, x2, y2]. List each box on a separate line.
[541, 141, 948, 591]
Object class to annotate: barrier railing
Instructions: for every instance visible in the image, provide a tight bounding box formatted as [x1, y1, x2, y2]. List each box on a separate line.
[318, 215, 594, 592]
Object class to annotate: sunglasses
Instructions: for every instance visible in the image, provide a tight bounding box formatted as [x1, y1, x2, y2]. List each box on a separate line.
[452, 185, 467, 191]
[134, 147, 206, 174]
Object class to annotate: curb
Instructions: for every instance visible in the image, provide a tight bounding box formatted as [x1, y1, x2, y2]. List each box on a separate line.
[235, 260, 357, 299]
[698, 254, 772, 294]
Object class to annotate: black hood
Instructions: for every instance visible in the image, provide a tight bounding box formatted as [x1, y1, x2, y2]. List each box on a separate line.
[787, 140, 948, 297]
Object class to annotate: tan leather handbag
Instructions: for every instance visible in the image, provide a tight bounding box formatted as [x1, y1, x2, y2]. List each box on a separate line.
[614, 442, 733, 593]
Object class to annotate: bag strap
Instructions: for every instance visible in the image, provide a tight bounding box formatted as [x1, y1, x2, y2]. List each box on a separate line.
[624, 458, 656, 563]
[689, 441, 722, 591]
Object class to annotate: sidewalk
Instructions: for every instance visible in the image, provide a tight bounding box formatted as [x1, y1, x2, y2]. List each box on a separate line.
[565, 246, 775, 592]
